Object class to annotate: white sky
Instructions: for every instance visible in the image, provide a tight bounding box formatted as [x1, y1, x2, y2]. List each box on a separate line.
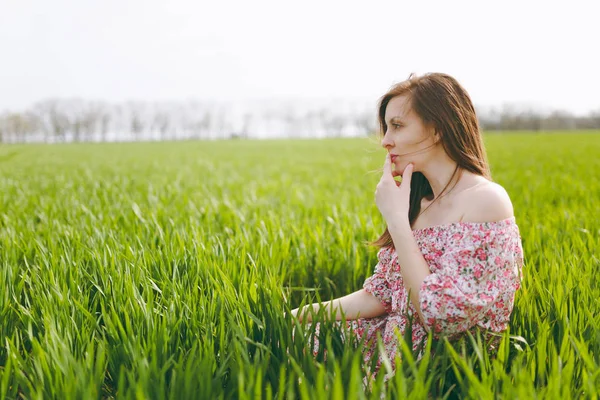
[1, 0, 599, 114]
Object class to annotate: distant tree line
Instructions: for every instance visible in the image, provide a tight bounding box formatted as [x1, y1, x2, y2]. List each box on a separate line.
[0, 98, 598, 144]
[478, 105, 600, 131]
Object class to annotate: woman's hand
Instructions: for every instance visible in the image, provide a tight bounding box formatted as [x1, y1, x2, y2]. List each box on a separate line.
[375, 154, 413, 226]
[287, 290, 388, 323]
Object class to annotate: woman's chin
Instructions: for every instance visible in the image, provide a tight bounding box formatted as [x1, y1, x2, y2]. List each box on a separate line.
[397, 163, 416, 176]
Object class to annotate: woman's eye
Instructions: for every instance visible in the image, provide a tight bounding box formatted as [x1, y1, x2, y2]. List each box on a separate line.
[392, 124, 402, 128]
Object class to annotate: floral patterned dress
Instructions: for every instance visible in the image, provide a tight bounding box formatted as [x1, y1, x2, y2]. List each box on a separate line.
[304, 216, 524, 384]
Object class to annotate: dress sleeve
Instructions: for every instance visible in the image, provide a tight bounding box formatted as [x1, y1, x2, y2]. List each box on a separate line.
[363, 248, 394, 314]
[418, 226, 523, 336]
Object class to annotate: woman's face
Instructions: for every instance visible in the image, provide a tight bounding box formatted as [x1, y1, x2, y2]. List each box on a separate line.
[381, 94, 439, 176]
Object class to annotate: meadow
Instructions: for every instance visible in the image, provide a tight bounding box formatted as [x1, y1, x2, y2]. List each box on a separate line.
[0, 132, 598, 399]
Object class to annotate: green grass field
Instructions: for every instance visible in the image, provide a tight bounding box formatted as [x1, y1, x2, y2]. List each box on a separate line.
[0, 132, 599, 399]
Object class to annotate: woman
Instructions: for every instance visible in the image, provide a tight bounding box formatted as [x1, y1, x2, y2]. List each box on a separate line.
[290, 72, 524, 383]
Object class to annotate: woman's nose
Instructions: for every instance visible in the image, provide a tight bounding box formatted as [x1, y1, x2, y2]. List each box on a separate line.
[381, 132, 393, 149]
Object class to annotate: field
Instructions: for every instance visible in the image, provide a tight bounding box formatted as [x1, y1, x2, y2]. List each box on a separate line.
[0, 132, 599, 399]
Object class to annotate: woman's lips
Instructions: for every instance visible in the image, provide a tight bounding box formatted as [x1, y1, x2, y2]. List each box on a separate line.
[390, 154, 398, 162]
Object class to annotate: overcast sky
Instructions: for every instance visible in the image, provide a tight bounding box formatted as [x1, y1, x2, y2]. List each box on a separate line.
[1, 0, 598, 114]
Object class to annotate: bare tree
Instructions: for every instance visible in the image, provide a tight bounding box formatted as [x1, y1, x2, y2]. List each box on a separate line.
[80, 104, 102, 142]
[72, 115, 83, 142]
[153, 112, 171, 141]
[186, 110, 211, 140]
[129, 105, 144, 141]
[240, 112, 253, 139]
[99, 106, 111, 142]
[32, 100, 70, 142]
[2, 112, 36, 143]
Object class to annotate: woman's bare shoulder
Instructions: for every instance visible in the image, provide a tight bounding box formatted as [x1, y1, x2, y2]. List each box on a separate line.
[458, 181, 515, 223]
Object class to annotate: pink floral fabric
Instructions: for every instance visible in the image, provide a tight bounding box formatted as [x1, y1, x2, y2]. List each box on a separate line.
[304, 216, 524, 385]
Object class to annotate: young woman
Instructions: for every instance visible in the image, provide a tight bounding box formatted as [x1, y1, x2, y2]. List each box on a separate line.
[290, 72, 524, 383]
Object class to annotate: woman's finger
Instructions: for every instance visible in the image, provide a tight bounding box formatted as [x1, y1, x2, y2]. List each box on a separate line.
[381, 153, 394, 180]
[401, 163, 414, 187]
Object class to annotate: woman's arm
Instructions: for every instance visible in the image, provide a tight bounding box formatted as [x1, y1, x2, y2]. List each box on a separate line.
[387, 187, 516, 331]
[387, 220, 431, 327]
[291, 289, 388, 322]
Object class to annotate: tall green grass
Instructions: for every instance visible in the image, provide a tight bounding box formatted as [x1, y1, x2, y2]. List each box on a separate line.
[0, 132, 598, 399]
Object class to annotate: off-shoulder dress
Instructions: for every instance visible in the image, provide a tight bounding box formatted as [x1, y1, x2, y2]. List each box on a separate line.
[305, 216, 524, 383]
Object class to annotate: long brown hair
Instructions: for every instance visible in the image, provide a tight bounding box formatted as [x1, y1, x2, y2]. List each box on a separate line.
[370, 72, 491, 249]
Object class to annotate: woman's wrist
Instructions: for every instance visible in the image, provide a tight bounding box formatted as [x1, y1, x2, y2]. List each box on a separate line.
[387, 217, 412, 239]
